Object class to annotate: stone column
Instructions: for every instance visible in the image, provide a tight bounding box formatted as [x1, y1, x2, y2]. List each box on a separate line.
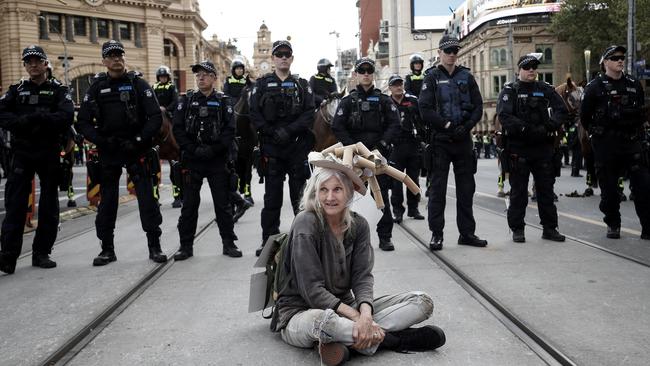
[112, 20, 119, 40]
[65, 14, 74, 42]
[90, 17, 97, 44]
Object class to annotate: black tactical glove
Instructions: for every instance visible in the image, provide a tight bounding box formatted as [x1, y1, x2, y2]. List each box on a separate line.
[272, 127, 291, 145]
[377, 140, 393, 157]
[452, 125, 467, 141]
[194, 144, 215, 160]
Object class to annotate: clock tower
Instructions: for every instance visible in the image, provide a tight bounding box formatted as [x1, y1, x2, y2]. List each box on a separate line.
[252, 23, 273, 77]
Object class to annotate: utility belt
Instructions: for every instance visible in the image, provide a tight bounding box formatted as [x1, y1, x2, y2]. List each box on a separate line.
[589, 125, 642, 140]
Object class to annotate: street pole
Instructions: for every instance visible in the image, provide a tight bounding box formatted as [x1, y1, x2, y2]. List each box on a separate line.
[584, 49, 591, 83]
[329, 31, 341, 91]
[627, 0, 636, 76]
[40, 16, 71, 85]
[507, 23, 515, 82]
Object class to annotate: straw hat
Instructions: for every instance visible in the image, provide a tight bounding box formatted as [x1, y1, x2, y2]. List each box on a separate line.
[308, 151, 367, 195]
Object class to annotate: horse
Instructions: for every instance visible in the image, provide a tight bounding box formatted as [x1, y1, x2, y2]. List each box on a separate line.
[312, 90, 345, 152]
[555, 77, 596, 195]
[154, 113, 182, 207]
[233, 86, 258, 201]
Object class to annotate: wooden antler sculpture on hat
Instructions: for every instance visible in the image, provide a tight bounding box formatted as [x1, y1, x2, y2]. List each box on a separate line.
[309, 142, 421, 209]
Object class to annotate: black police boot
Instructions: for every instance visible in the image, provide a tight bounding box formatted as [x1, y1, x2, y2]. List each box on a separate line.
[391, 325, 446, 352]
[512, 228, 525, 243]
[171, 198, 182, 208]
[584, 187, 594, 197]
[255, 241, 266, 257]
[244, 194, 254, 206]
[607, 226, 621, 239]
[458, 234, 488, 247]
[147, 237, 168, 263]
[32, 253, 57, 269]
[67, 199, 77, 208]
[223, 240, 243, 258]
[233, 200, 253, 223]
[641, 231, 649, 240]
[429, 234, 443, 251]
[0, 252, 17, 274]
[407, 208, 425, 220]
[379, 238, 395, 251]
[93, 240, 117, 266]
[173, 247, 193, 261]
[542, 228, 566, 242]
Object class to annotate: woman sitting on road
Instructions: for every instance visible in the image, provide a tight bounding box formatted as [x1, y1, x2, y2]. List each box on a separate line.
[272, 154, 446, 365]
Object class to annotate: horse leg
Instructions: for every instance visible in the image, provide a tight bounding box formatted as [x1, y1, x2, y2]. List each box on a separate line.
[237, 143, 255, 204]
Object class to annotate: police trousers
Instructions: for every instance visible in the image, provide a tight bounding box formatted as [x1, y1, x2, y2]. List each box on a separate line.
[427, 138, 477, 236]
[0, 153, 60, 259]
[261, 156, 309, 242]
[507, 154, 558, 230]
[96, 161, 162, 244]
[390, 140, 421, 215]
[178, 166, 235, 248]
[281, 291, 433, 355]
[592, 136, 650, 230]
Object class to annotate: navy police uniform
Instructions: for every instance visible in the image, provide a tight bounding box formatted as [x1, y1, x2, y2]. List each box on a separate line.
[580, 45, 650, 239]
[77, 40, 166, 265]
[172, 61, 241, 259]
[332, 58, 400, 249]
[250, 41, 315, 254]
[497, 54, 568, 242]
[419, 36, 487, 250]
[0, 45, 74, 273]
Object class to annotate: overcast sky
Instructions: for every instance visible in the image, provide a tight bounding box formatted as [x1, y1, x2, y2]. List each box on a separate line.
[199, 0, 359, 77]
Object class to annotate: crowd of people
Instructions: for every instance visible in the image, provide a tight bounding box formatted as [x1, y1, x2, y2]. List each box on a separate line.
[0, 35, 648, 365]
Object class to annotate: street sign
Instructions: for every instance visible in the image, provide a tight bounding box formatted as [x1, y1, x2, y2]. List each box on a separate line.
[412, 33, 427, 40]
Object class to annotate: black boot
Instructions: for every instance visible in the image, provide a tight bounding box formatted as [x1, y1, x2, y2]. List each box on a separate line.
[393, 211, 403, 224]
[542, 227, 566, 242]
[93, 240, 117, 266]
[512, 228, 525, 243]
[67, 199, 77, 208]
[255, 241, 266, 257]
[0, 252, 16, 274]
[171, 198, 182, 208]
[223, 240, 243, 258]
[407, 208, 425, 220]
[32, 253, 57, 268]
[391, 325, 446, 352]
[458, 234, 488, 247]
[429, 234, 443, 251]
[607, 226, 621, 239]
[233, 200, 253, 223]
[147, 237, 168, 263]
[379, 238, 395, 251]
[173, 247, 193, 261]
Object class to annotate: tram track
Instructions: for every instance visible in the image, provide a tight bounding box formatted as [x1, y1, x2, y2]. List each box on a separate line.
[397, 221, 577, 366]
[37, 218, 217, 366]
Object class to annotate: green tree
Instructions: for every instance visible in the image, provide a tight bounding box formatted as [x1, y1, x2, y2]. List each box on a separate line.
[550, 0, 650, 75]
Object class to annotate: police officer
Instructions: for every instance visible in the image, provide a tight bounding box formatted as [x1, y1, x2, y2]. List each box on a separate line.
[404, 54, 425, 97]
[77, 40, 167, 266]
[419, 35, 488, 251]
[332, 58, 401, 251]
[0, 45, 74, 274]
[172, 60, 242, 259]
[386, 74, 425, 224]
[223, 59, 252, 104]
[153, 65, 178, 117]
[497, 54, 568, 243]
[580, 45, 650, 240]
[309, 58, 338, 106]
[250, 40, 315, 256]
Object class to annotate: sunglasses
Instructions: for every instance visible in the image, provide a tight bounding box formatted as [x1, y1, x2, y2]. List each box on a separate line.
[521, 64, 538, 71]
[607, 55, 626, 62]
[273, 51, 292, 59]
[357, 67, 374, 75]
[442, 47, 459, 55]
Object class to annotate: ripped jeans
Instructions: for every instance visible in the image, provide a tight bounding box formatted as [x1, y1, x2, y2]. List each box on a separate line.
[280, 291, 434, 355]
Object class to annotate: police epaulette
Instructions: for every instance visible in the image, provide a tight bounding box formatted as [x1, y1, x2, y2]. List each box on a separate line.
[126, 70, 142, 80]
[93, 72, 107, 81]
[625, 74, 637, 83]
[503, 81, 515, 89]
[404, 93, 417, 100]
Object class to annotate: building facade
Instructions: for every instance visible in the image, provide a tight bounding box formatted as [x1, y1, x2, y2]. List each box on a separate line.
[0, 0, 240, 102]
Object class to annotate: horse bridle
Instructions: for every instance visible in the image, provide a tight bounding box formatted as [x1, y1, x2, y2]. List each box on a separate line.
[317, 105, 334, 125]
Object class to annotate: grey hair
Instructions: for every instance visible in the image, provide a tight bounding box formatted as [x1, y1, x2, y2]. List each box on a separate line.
[299, 167, 354, 233]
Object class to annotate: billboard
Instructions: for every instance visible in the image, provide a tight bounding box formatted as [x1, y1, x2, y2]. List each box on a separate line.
[468, 0, 562, 33]
[411, 0, 465, 32]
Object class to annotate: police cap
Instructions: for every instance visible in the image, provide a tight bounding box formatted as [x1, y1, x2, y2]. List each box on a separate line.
[102, 40, 125, 58]
[438, 35, 461, 51]
[354, 57, 375, 72]
[22, 45, 47, 61]
[388, 74, 404, 86]
[517, 53, 541, 69]
[599, 45, 627, 64]
[191, 60, 217, 75]
[271, 40, 293, 55]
